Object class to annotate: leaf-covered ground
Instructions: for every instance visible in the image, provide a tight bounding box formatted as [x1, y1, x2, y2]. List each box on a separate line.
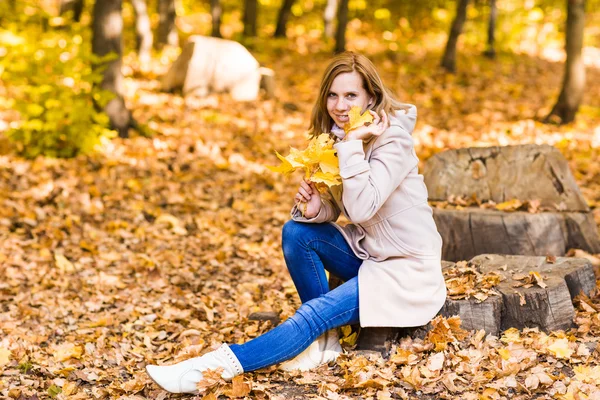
[2, 36, 600, 399]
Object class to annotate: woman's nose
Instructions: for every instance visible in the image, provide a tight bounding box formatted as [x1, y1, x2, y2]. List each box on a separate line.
[335, 98, 349, 111]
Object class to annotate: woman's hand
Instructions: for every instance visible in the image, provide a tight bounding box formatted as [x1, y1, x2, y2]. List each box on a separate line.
[345, 110, 389, 142]
[295, 178, 321, 218]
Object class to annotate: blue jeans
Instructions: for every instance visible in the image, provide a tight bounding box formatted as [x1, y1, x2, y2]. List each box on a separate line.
[229, 221, 362, 372]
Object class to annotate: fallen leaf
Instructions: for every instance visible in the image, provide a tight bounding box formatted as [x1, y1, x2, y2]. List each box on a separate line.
[498, 348, 511, 360]
[197, 367, 225, 393]
[201, 392, 218, 400]
[530, 271, 547, 288]
[54, 253, 75, 272]
[0, 347, 11, 367]
[495, 199, 523, 211]
[547, 338, 573, 359]
[426, 352, 445, 371]
[53, 343, 83, 362]
[525, 373, 540, 390]
[223, 375, 252, 398]
[573, 365, 600, 385]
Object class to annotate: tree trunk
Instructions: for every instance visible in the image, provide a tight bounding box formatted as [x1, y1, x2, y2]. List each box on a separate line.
[243, 0, 258, 37]
[59, 0, 85, 22]
[483, 0, 497, 58]
[441, 0, 470, 72]
[334, 0, 349, 53]
[323, 0, 338, 38]
[211, 0, 222, 38]
[92, 0, 131, 138]
[156, 0, 178, 49]
[274, 0, 294, 38]
[131, 0, 153, 64]
[545, 0, 586, 124]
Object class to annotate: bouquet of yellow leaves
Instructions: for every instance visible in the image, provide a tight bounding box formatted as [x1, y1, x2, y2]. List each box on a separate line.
[268, 133, 341, 187]
[268, 106, 373, 188]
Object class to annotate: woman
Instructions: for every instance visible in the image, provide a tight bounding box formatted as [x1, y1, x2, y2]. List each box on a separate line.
[146, 52, 447, 394]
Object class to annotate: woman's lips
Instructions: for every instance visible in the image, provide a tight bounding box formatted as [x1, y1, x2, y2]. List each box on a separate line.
[336, 115, 349, 122]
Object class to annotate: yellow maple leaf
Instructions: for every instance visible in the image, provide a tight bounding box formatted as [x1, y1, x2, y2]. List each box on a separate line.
[268, 134, 341, 187]
[573, 365, 600, 384]
[500, 327, 521, 344]
[495, 199, 523, 211]
[547, 338, 573, 359]
[344, 106, 374, 133]
[311, 171, 342, 186]
[481, 388, 499, 400]
[0, 347, 11, 367]
[53, 343, 83, 362]
[390, 348, 414, 365]
[300, 134, 335, 166]
[267, 151, 299, 175]
[62, 381, 78, 396]
[498, 348, 511, 360]
[318, 149, 339, 175]
[340, 325, 358, 347]
[54, 253, 75, 272]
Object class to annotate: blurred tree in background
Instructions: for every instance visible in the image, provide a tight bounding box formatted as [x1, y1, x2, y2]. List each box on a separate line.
[546, 0, 587, 124]
[0, 0, 598, 157]
[59, 0, 85, 21]
[131, 0, 153, 65]
[92, 0, 131, 138]
[157, 0, 178, 47]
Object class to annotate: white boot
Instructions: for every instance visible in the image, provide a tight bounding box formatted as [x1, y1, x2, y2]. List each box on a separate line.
[279, 330, 342, 372]
[146, 344, 243, 394]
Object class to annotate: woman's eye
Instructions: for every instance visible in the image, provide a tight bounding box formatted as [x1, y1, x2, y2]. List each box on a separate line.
[347, 94, 356, 98]
[328, 93, 336, 98]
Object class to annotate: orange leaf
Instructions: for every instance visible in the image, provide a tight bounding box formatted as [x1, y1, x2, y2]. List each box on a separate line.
[225, 376, 252, 398]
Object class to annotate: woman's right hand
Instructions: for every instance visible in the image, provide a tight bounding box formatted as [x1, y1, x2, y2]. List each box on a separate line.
[295, 179, 321, 218]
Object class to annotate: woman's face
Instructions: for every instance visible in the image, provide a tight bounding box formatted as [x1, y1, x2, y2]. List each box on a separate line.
[326, 71, 372, 128]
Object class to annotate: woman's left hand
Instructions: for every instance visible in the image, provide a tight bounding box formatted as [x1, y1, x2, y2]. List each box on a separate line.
[345, 110, 389, 141]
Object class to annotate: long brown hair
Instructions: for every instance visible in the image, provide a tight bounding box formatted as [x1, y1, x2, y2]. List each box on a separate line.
[308, 52, 406, 137]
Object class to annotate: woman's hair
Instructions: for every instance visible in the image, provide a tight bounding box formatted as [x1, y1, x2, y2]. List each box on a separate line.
[308, 51, 406, 137]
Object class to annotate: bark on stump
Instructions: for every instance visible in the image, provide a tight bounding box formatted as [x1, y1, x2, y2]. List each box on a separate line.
[462, 254, 596, 334]
[347, 254, 595, 355]
[434, 208, 600, 262]
[422, 144, 600, 262]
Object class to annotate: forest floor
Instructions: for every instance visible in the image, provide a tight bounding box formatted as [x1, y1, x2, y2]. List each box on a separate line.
[2, 37, 600, 399]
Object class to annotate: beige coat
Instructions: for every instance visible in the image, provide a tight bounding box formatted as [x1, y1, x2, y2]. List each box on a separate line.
[292, 104, 447, 327]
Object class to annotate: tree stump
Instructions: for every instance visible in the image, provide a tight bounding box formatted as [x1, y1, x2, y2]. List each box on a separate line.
[434, 208, 600, 262]
[161, 36, 275, 101]
[460, 254, 596, 334]
[422, 144, 600, 261]
[350, 254, 595, 354]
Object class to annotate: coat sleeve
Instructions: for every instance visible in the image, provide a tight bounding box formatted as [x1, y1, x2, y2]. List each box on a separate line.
[334, 126, 418, 224]
[290, 187, 341, 223]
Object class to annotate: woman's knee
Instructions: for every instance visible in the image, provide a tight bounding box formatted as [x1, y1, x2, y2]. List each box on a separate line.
[282, 220, 310, 251]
